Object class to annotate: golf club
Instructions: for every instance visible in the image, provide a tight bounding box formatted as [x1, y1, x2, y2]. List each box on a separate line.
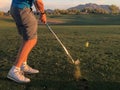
[46, 23, 81, 80]
[46, 23, 76, 64]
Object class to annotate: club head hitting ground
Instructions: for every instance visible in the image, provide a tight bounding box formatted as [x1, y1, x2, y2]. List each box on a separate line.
[74, 59, 80, 65]
[74, 59, 81, 81]
[46, 23, 81, 81]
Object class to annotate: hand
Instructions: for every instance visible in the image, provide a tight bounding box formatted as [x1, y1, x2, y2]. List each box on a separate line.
[40, 14, 47, 24]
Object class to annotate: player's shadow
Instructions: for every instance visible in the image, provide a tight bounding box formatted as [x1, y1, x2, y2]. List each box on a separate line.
[25, 78, 89, 90]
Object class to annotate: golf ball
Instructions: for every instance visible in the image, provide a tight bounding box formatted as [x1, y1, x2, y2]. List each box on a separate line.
[85, 42, 89, 47]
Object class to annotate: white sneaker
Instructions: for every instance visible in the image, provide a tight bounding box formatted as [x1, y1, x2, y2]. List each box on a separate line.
[21, 62, 39, 74]
[7, 66, 30, 83]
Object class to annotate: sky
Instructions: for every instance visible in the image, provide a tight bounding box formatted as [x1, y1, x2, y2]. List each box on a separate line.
[0, 0, 120, 12]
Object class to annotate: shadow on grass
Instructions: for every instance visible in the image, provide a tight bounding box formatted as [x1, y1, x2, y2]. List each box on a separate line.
[24, 79, 120, 90]
[89, 81, 120, 90]
[0, 16, 14, 23]
[0, 75, 119, 90]
[25, 78, 89, 90]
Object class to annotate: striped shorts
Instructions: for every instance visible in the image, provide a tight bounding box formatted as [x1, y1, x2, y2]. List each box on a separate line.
[10, 7, 38, 40]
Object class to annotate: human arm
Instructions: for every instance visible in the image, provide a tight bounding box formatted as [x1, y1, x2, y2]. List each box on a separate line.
[34, 0, 47, 24]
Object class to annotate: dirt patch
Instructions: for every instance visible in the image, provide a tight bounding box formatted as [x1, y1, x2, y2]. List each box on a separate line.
[38, 19, 65, 25]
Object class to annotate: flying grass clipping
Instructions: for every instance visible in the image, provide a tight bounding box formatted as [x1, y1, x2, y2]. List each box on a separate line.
[85, 41, 89, 47]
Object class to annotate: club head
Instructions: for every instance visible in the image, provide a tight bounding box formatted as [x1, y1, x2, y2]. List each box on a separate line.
[74, 59, 80, 65]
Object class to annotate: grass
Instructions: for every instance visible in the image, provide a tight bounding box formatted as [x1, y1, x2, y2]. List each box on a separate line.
[48, 14, 120, 25]
[0, 15, 120, 90]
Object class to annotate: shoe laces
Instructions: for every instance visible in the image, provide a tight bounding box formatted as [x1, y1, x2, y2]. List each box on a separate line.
[24, 65, 33, 71]
[14, 70, 25, 80]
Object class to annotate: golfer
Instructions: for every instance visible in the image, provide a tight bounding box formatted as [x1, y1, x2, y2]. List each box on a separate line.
[7, 0, 46, 83]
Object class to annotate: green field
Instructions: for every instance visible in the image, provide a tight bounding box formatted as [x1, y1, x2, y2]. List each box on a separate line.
[0, 15, 120, 90]
[47, 14, 120, 25]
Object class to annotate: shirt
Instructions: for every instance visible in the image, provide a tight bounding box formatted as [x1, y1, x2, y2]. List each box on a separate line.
[11, 0, 35, 9]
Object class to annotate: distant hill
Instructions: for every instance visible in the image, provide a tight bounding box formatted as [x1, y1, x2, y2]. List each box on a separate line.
[46, 9, 54, 13]
[43, 3, 120, 15]
[68, 3, 111, 11]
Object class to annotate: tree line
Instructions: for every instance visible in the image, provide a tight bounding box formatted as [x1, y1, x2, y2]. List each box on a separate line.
[0, 5, 120, 16]
[46, 5, 120, 15]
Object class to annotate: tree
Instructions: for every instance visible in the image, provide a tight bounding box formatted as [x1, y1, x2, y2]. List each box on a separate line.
[81, 7, 93, 13]
[68, 9, 80, 15]
[109, 5, 120, 14]
[52, 9, 81, 15]
[59, 9, 69, 15]
[81, 7, 109, 14]
[53, 9, 61, 15]
[94, 8, 109, 14]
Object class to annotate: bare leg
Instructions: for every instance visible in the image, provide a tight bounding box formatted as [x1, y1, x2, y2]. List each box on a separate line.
[14, 38, 37, 67]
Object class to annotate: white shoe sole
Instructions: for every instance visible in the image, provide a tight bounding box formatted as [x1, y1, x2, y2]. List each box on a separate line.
[7, 75, 30, 83]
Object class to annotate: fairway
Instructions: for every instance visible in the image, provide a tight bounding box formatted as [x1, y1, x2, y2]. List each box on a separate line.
[0, 15, 120, 90]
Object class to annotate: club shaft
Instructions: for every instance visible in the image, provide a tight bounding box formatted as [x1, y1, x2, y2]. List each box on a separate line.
[46, 23, 74, 63]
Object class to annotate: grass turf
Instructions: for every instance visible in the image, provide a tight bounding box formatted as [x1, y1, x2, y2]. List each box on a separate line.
[0, 15, 120, 90]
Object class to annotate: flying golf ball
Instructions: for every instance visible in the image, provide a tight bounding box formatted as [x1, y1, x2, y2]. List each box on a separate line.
[85, 42, 89, 47]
